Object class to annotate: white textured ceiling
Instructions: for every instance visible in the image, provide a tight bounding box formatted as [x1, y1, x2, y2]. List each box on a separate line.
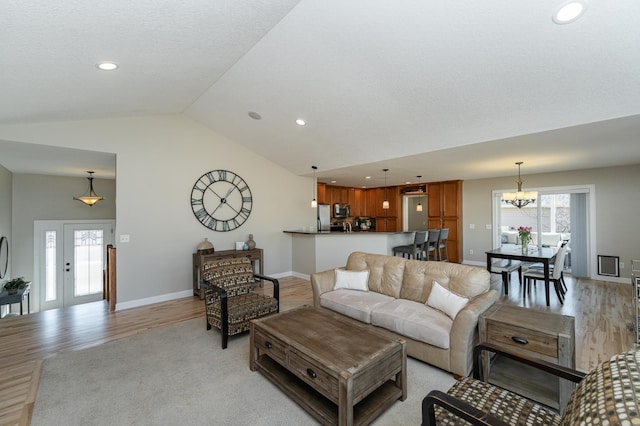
[1, 0, 639, 186]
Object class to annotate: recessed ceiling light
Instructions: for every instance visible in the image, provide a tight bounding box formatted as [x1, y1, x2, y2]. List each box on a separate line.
[96, 61, 119, 71]
[295, 119, 306, 126]
[248, 111, 262, 120]
[365, 176, 371, 180]
[553, 1, 587, 24]
[331, 180, 336, 184]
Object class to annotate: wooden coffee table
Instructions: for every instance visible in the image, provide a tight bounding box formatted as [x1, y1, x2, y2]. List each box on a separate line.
[250, 305, 407, 426]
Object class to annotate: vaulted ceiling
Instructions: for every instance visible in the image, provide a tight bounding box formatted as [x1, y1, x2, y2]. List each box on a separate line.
[2, 1, 639, 186]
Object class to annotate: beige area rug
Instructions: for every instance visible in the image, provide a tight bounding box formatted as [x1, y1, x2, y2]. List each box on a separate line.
[32, 316, 456, 425]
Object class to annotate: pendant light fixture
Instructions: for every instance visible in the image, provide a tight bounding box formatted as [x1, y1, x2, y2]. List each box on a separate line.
[502, 162, 537, 208]
[416, 176, 423, 212]
[73, 171, 105, 206]
[310, 165, 318, 208]
[382, 168, 389, 210]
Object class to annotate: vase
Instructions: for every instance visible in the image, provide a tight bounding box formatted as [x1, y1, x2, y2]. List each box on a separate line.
[521, 241, 529, 254]
[196, 238, 215, 254]
[245, 234, 256, 250]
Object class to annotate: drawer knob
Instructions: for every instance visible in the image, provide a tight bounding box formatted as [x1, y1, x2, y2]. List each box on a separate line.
[511, 336, 529, 345]
[307, 368, 317, 379]
[265, 341, 273, 349]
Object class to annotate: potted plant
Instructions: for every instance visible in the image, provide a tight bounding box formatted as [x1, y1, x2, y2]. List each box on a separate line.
[3, 277, 28, 295]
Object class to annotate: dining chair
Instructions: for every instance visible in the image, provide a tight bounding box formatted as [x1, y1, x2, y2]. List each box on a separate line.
[525, 240, 569, 293]
[424, 229, 441, 260]
[489, 259, 522, 296]
[523, 245, 568, 306]
[392, 230, 427, 259]
[437, 228, 449, 261]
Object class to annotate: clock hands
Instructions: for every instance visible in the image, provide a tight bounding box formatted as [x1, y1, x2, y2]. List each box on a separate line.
[210, 185, 237, 215]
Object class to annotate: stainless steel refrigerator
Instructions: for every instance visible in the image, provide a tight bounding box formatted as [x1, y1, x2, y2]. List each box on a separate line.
[317, 204, 330, 232]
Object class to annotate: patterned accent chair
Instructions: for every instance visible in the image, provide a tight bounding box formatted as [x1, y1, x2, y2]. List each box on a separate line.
[202, 257, 279, 349]
[422, 342, 640, 425]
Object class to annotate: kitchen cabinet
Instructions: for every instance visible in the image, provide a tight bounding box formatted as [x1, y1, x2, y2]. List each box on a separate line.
[317, 183, 327, 205]
[376, 217, 398, 232]
[427, 180, 462, 263]
[327, 185, 349, 205]
[349, 188, 364, 217]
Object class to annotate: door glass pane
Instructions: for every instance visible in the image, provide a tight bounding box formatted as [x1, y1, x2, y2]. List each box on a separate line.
[74, 230, 104, 296]
[499, 204, 537, 247]
[45, 231, 57, 302]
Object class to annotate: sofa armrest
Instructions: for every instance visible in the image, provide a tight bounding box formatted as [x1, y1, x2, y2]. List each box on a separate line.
[310, 269, 336, 307]
[448, 289, 500, 376]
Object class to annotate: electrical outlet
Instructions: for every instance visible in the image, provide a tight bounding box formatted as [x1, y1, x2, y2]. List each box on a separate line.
[119, 234, 130, 243]
[485, 224, 492, 230]
[620, 262, 625, 269]
[469, 249, 474, 255]
[469, 223, 475, 229]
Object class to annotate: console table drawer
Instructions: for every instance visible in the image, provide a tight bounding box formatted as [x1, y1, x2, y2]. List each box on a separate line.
[288, 349, 338, 402]
[253, 330, 286, 365]
[486, 322, 558, 359]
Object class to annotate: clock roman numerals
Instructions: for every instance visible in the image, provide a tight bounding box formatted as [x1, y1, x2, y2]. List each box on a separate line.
[190, 170, 253, 232]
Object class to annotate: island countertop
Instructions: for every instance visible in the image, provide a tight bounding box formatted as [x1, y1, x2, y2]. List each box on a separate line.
[283, 230, 415, 276]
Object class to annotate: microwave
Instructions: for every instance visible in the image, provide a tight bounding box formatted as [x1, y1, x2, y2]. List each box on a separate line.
[333, 203, 350, 218]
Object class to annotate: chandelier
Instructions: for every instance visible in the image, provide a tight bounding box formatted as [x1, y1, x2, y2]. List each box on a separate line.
[73, 171, 105, 206]
[502, 162, 537, 208]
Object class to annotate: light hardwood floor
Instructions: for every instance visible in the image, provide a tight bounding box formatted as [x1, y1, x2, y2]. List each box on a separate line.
[0, 274, 633, 425]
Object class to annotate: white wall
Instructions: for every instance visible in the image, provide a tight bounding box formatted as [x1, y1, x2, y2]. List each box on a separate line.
[462, 164, 640, 280]
[0, 115, 315, 308]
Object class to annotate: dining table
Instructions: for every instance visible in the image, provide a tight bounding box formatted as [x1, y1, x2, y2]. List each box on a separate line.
[486, 245, 559, 305]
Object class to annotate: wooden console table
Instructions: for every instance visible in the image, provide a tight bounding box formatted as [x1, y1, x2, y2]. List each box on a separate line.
[192, 248, 264, 299]
[479, 304, 575, 413]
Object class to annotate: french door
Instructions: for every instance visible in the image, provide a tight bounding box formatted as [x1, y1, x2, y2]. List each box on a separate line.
[35, 220, 115, 311]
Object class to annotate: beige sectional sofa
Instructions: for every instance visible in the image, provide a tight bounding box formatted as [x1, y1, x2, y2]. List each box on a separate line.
[310, 252, 498, 377]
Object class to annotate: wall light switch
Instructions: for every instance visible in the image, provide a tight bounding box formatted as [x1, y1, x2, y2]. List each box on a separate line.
[485, 224, 492, 230]
[119, 234, 130, 243]
[469, 249, 474, 255]
[469, 224, 475, 229]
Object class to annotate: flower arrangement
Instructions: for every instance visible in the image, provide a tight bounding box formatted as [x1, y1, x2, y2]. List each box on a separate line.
[517, 226, 532, 247]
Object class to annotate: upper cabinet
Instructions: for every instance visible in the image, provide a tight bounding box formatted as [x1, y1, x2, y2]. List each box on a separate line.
[348, 188, 364, 217]
[317, 183, 327, 205]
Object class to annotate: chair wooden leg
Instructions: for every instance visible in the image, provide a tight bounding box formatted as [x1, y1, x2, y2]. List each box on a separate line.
[501, 271, 509, 295]
[554, 281, 565, 304]
[221, 294, 229, 349]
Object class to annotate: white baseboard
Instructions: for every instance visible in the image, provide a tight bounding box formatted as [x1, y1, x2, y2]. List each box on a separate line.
[115, 271, 302, 311]
[116, 289, 194, 311]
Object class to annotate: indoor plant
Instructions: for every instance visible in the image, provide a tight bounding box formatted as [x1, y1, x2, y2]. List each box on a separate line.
[3, 277, 28, 295]
[518, 226, 532, 254]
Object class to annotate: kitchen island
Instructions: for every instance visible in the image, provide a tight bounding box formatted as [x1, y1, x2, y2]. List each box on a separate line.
[283, 230, 414, 277]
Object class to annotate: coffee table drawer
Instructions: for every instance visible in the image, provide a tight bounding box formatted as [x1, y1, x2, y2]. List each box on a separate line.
[253, 330, 286, 365]
[487, 322, 558, 359]
[288, 349, 338, 401]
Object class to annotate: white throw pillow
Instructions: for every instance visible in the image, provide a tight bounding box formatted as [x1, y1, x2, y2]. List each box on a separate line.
[334, 269, 369, 291]
[427, 281, 469, 320]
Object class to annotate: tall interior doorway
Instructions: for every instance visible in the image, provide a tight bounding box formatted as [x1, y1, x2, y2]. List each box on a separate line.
[34, 220, 115, 311]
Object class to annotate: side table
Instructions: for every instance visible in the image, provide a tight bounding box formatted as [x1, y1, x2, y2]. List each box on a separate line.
[0, 283, 31, 316]
[192, 248, 264, 299]
[478, 304, 575, 413]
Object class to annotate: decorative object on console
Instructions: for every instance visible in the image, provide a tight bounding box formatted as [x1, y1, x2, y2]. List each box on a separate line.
[310, 165, 318, 208]
[73, 171, 105, 206]
[190, 170, 253, 232]
[3, 277, 28, 295]
[196, 237, 215, 255]
[502, 162, 537, 208]
[245, 234, 256, 250]
[382, 168, 390, 209]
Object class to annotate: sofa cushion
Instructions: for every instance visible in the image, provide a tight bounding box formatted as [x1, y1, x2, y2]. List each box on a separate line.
[371, 299, 453, 349]
[427, 281, 469, 320]
[334, 269, 369, 291]
[345, 252, 405, 299]
[400, 260, 490, 303]
[320, 290, 395, 324]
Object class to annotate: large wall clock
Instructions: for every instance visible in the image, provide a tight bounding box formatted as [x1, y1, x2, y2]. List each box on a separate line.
[190, 170, 253, 232]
